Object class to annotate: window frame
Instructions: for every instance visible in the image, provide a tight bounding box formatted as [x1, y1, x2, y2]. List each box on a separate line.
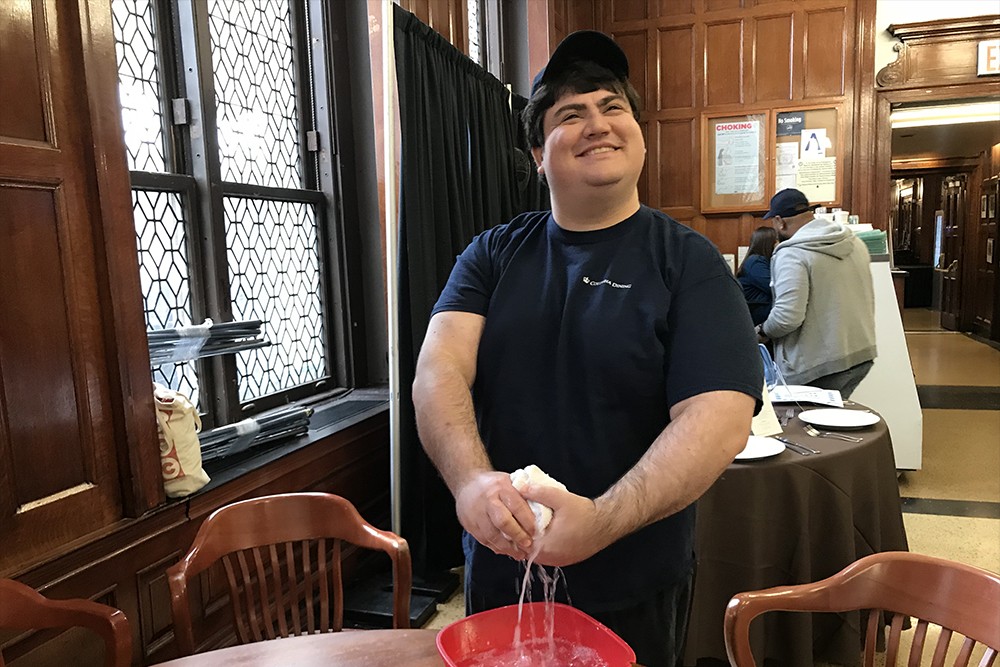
[117, 0, 356, 428]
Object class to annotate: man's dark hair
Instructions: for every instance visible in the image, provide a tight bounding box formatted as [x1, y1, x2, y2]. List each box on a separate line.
[522, 61, 642, 149]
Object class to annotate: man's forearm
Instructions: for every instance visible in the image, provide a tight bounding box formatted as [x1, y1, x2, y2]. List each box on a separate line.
[592, 391, 753, 543]
[412, 361, 492, 495]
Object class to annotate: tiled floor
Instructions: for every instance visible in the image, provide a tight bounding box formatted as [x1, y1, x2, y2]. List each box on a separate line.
[422, 308, 1000, 659]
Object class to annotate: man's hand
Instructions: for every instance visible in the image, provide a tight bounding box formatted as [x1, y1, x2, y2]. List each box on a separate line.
[455, 471, 538, 560]
[517, 483, 612, 567]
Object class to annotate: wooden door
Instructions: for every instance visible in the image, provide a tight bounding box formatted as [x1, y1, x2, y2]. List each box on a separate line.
[977, 176, 999, 338]
[0, 0, 126, 572]
[938, 176, 966, 330]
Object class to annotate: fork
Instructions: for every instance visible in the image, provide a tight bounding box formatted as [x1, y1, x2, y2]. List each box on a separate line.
[803, 424, 863, 442]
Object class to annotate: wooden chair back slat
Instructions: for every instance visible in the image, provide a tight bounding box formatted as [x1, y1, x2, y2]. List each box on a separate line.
[302, 540, 316, 635]
[167, 493, 412, 656]
[955, 636, 976, 667]
[333, 539, 343, 633]
[863, 608, 880, 667]
[318, 537, 331, 633]
[234, 551, 263, 643]
[284, 542, 301, 635]
[910, 619, 931, 667]
[887, 612, 906, 665]
[932, 628, 955, 667]
[0, 579, 132, 667]
[725, 552, 1000, 667]
[977, 648, 998, 667]
[221, 554, 248, 644]
[267, 544, 290, 638]
[250, 547, 277, 641]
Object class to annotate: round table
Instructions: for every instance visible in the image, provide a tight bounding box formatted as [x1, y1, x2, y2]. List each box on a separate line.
[683, 403, 909, 667]
[150, 629, 444, 667]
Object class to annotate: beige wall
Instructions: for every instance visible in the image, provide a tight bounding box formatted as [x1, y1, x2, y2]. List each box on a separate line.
[874, 0, 999, 74]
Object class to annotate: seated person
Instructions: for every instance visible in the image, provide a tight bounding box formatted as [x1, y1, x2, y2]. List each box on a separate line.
[737, 226, 778, 325]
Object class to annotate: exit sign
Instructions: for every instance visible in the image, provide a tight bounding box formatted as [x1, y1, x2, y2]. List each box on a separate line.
[979, 39, 1000, 76]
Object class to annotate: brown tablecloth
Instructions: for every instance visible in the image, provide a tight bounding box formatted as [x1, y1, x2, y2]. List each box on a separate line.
[683, 404, 908, 667]
[149, 629, 443, 667]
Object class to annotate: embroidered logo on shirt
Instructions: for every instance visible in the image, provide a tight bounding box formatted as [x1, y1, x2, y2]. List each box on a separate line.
[582, 276, 632, 289]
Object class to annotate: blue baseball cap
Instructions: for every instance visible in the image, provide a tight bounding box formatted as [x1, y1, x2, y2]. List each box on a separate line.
[763, 188, 818, 219]
[530, 31, 629, 97]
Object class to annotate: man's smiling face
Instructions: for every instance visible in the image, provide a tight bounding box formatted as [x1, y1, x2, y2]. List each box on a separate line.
[531, 88, 645, 198]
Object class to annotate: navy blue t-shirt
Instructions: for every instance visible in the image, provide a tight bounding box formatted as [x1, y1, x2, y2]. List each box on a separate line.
[432, 205, 762, 610]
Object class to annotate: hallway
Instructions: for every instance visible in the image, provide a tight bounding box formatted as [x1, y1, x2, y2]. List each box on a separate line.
[897, 309, 999, 576]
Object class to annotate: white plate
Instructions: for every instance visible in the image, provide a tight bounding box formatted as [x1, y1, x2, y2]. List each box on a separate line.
[798, 408, 881, 430]
[735, 436, 785, 461]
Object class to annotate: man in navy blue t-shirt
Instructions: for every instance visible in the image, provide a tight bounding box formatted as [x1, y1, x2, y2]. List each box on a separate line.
[412, 30, 762, 667]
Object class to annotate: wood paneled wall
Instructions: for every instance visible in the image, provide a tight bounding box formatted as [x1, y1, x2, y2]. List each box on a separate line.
[592, 0, 861, 254]
[0, 2, 395, 665]
[398, 0, 469, 54]
[0, 0, 160, 575]
[4, 417, 391, 665]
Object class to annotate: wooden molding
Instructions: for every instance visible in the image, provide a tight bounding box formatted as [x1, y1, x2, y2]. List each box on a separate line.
[877, 14, 1000, 89]
[850, 0, 879, 226]
[887, 15, 1000, 43]
[79, 0, 165, 518]
[891, 156, 980, 172]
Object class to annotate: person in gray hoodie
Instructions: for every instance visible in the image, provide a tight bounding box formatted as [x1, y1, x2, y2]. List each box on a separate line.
[756, 188, 877, 398]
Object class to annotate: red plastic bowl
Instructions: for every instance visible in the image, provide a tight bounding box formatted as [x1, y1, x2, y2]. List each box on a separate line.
[436, 602, 636, 666]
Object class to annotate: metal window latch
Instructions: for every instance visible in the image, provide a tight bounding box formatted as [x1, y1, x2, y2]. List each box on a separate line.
[306, 130, 320, 152]
[171, 98, 189, 126]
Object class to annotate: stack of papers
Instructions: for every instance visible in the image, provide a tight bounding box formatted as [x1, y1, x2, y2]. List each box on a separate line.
[769, 386, 844, 407]
[200, 405, 313, 462]
[148, 319, 269, 366]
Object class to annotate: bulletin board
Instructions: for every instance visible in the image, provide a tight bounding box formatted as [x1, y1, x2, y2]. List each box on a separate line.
[773, 105, 841, 206]
[701, 104, 844, 213]
[701, 111, 769, 213]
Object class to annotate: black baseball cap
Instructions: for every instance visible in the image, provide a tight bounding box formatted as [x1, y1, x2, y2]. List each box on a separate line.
[763, 188, 818, 219]
[530, 31, 629, 96]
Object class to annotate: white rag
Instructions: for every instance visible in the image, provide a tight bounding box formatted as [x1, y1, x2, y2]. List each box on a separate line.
[509, 464, 566, 534]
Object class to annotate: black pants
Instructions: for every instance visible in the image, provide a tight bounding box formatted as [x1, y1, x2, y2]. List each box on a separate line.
[583, 571, 694, 667]
[810, 359, 875, 399]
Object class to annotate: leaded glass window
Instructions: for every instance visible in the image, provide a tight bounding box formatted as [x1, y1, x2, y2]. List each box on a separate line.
[132, 188, 200, 403]
[208, 0, 301, 188]
[112, 0, 340, 428]
[225, 197, 325, 401]
[113, 0, 166, 173]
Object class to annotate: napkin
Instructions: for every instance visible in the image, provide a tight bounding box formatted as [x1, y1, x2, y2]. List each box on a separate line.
[510, 464, 566, 534]
[752, 380, 782, 436]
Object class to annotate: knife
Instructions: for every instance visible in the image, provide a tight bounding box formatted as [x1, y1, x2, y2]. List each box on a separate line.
[772, 435, 819, 455]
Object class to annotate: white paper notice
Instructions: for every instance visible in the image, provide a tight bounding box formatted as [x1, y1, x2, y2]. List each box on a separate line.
[714, 120, 761, 195]
[776, 142, 798, 190]
[800, 129, 828, 160]
[796, 157, 836, 202]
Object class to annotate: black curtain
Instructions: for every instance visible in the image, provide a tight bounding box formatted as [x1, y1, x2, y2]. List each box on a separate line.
[394, 6, 544, 575]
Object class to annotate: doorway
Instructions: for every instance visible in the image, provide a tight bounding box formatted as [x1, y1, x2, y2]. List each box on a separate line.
[885, 97, 1000, 334]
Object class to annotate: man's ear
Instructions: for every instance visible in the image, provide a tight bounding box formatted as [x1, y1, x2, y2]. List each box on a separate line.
[531, 146, 544, 171]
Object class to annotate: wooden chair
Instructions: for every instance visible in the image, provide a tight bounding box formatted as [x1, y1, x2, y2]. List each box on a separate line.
[0, 579, 131, 667]
[725, 551, 1000, 667]
[167, 492, 412, 656]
